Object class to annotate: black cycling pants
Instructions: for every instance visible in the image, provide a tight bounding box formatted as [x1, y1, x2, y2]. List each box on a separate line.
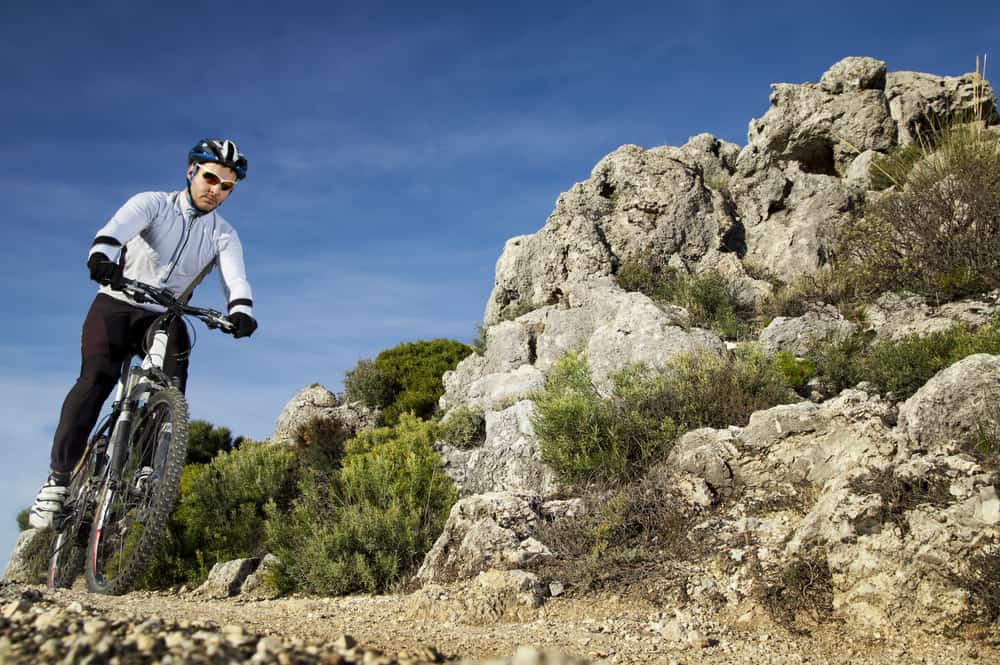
[50, 294, 191, 474]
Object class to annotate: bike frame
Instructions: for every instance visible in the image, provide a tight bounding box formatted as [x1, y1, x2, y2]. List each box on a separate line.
[49, 279, 234, 591]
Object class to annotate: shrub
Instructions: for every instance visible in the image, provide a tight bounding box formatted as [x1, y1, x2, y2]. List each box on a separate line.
[347, 340, 473, 426]
[807, 321, 1000, 400]
[530, 464, 709, 594]
[438, 406, 486, 448]
[950, 544, 1000, 625]
[16, 508, 29, 532]
[771, 352, 817, 394]
[532, 349, 795, 484]
[143, 441, 299, 588]
[531, 352, 679, 484]
[639, 347, 797, 431]
[289, 414, 352, 469]
[615, 259, 752, 339]
[266, 414, 457, 595]
[186, 419, 238, 465]
[839, 120, 1000, 301]
[756, 551, 834, 633]
[343, 359, 397, 410]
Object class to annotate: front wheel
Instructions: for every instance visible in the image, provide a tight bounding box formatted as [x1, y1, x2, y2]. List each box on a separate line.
[85, 387, 188, 594]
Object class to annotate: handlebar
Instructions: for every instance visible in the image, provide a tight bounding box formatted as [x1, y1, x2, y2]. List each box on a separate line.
[121, 279, 235, 334]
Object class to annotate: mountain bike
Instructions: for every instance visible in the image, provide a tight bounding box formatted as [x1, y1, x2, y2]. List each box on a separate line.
[47, 279, 234, 594]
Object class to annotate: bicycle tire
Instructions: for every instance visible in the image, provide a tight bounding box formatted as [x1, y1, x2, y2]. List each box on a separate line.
[85, 386, 189, 594]
[47, 451, 95, 589]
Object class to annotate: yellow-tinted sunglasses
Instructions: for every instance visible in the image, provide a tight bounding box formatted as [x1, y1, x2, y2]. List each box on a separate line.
[195, 164, 237, 191]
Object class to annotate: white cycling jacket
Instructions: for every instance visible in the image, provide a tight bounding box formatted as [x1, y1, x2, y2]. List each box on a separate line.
[89, 190, 254, 317]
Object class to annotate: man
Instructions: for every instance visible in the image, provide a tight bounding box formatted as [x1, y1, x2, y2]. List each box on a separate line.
[29, 138, 258, 529]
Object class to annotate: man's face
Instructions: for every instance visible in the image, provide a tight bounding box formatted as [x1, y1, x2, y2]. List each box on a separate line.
[187, 161, 238, 212]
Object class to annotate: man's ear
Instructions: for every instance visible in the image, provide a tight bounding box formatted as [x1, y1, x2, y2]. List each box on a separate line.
[186, 163, 195, 182]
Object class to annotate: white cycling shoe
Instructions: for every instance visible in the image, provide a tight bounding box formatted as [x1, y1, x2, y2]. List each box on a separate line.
[28, 474, 69, 529]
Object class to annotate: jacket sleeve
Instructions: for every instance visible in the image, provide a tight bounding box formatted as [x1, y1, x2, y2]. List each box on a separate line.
[216, 224, 254, 318]
[89, 192, 160, 260]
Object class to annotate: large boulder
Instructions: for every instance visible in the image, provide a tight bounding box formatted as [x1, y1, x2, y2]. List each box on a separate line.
[416, 492, 553, 584]
[730, 155, 863, 282]
[484, 138, 741, 326]
[442, 278, 726, 414]
[897, 353, 1000, 456]
[746, 57, 896, 176]
[437, 401, 560, 499]
[2, 529, 48, 584]
[758, 304, 858, 356]
[272, 384, 378, 447]
[862, 291, 999, 341]
[885, 69, 998, 145]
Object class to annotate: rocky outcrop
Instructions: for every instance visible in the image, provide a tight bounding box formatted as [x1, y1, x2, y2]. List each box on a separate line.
[437, 401, 560, 499]
[443, 278, 726, 415]
[862, 291, 1000, 341]
[747, 57, 896, 176]
[195, 557, 263, 599]
[758, 304, 857, 356]
[897, 353, 1000, 456]
[272, 384, 378, 447]
[2, 529, 48, 584]
[416, 492, 563, 584]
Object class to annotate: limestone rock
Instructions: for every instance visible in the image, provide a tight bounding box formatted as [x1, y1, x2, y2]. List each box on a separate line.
[758, 304, 858, 356]
[272, 384, 378, 446]
[416, 492, 550, 584]
[196, 558, 261, 598]
[2, 529, 49, 584]
[897, 354, 1000, 455]
[746, 57, 896, 175]
[438, 401, 559, 499]
[484, 139, 739, 326]
[886, 69, 998, 145]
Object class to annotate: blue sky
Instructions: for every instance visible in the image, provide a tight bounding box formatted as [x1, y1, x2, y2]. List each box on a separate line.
[1, 0, 996, 561]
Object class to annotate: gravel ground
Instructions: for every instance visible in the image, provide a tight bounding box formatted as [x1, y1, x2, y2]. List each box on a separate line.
[1, 581, 997, 664]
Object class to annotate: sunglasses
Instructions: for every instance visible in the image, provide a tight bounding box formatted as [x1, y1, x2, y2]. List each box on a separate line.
[194, 164, 237, 191]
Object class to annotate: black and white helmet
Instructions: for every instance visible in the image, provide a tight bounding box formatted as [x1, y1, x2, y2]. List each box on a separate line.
[188, 138, 248, 180]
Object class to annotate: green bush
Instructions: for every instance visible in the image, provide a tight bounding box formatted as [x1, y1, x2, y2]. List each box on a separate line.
[807, 320, 1000, 400]
[344, 359, 397, 410]
[615, 259, 752, 339]
[143, 441, 299, 588]
[266, 414, 457, 595]
[186, 419, 238, 465]
[840, 121, 1000, 301]
[16, 508, 29, 532]
[345, 340, 473, 426]
[531, 352, 678, 484]
[439, 406, 486, 448]
[532, 348, 795, 484]
[772, 352, 817, 394]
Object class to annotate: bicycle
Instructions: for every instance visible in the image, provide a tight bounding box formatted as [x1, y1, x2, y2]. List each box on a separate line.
[47, 278, 235, 594]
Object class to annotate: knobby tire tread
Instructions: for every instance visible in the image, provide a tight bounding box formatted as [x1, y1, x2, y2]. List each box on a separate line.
[85, 387, 188, 594]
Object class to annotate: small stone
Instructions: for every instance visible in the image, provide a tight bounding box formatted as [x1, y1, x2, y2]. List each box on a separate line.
[135, 633, 157, 651]
[2, 599, 30, 618]
[66, 601, 84, 614]
[686, 629, 711, 648]
[257, 635, 284, 654]
[334, 635, 358, 650]
[83, 619, 108, 635]
[549, 582, 565, 597]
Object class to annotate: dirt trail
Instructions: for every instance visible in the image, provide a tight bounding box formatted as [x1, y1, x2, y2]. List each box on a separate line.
[28, 584, 996, 664]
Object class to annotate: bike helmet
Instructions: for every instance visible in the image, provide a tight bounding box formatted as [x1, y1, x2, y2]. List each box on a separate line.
[188, 138, 248, 180]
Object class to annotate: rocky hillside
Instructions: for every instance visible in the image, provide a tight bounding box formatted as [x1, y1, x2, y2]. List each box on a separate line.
[5, 56, 1000, 661]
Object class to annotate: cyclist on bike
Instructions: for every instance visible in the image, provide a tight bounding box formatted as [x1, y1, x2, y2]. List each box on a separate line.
[29, 138, 258, 529]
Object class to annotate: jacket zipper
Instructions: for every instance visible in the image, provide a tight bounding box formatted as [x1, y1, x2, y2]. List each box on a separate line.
[163, 218, 193, 283]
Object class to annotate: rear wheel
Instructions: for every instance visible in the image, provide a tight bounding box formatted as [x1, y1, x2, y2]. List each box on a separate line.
[85, 387, 188, 594]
